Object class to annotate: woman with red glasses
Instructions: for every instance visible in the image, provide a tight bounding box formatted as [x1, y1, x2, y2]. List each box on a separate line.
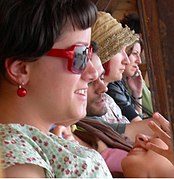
[0, 0, 112, 178]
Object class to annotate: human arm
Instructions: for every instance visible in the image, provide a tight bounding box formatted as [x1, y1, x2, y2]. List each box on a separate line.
[51, 125, 78, 143]
[145, 112, 174, 164]
[93, 117, 153, 143]
[5, 164, 45, 178]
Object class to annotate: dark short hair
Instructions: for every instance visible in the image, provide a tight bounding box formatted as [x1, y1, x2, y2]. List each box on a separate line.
[91, 41, 98, 53]
[120, 13, 141, 34]
[0, 0, 97, 76]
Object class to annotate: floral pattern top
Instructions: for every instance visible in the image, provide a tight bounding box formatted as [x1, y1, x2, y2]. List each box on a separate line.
[0, 124, 112, 178]
[102, 93, 130, 124]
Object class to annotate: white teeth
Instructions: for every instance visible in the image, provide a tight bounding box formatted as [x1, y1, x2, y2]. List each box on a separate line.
[75, 89, 86, 95]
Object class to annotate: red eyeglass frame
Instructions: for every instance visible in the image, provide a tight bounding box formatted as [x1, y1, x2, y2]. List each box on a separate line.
[46, 44, 92, 74]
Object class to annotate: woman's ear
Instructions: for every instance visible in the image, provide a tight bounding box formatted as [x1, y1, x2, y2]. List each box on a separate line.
[5, 58, 29, 84]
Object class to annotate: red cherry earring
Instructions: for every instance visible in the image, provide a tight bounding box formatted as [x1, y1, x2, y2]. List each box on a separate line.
[17, 83, 27, 97]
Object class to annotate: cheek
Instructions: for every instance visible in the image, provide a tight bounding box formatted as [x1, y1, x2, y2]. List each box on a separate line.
[122, 154, 147, 170]
[124, 65, 131, 73]
[110, 61, 119, 74]
[127, 57, 134, 65]
[87, 89, 95, 104]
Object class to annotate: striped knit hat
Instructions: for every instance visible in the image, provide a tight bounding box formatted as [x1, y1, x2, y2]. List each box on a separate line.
[92, 11, 139, 64]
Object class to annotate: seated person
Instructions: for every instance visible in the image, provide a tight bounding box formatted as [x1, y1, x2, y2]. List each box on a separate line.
[51, 40, 155, 177]
[0, 1, 112, 178]
[52, 117, 174, 178]
[91, 11, 142, 122]
[121, 133, 174, 177]
[87, 41, 130, 124]
[120, 12, 154, 115]
[107, 41, 144, 122]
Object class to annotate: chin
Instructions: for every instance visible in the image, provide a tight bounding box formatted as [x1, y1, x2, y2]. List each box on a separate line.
[79, 108, 86, 118]
[117, 75, 122, 81]
[78, 112, 86, 119]
[70, 109, 86, 123]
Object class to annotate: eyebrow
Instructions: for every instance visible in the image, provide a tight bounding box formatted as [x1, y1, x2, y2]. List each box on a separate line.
[132, 50, 139, 53]
[100, 70, 105, 77]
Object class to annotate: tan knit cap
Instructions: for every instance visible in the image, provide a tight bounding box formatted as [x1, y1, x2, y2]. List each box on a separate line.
[92, 11, 139, 64]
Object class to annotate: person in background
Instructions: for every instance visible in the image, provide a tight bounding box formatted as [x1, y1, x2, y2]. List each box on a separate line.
[54, 117, 174, 178]
[121, 131, 174, 177]
[91, 11, 142, 122]
[0, 0, 113, 178]
[107, 40, 144, 121]
[53, 41, 174, 177]
[121, 12, 154, 116]
[52, 41, 152, 177]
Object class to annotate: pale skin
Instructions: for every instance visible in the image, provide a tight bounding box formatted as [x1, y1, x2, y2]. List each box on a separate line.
[86, 53, 108, 116]
[52, 52, 174, 177]
[52, 58, 174, 177]
[104, 46, 130, 84]
[2, 26, 97, 130]
[121, 133, 174, 177]
[53, 119, 174, 178]
[104, 44, 142, 122]
[124, 42, 143, 115]
[2, 25, 97, 177]
[145, 112, 174, 165]
[53, 52, 154, 145]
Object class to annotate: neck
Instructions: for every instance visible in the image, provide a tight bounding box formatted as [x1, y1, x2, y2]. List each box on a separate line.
[0, 94, 50, 133]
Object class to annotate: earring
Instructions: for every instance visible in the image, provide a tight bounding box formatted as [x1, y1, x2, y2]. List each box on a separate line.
[17, 83, 27, 97]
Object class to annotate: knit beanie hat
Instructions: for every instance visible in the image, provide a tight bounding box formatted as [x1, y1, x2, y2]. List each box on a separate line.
[92, 11, 139, 64]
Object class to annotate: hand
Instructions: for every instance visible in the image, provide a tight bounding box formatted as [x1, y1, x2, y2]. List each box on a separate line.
[145, 112, 174, 164]
[126, 69, 143, 97]
[52, 125, 78, 143]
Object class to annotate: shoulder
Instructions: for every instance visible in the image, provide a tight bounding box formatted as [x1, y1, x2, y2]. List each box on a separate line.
[0, 124, 53, 176]
[0, 124, 111, 178]
[4, 164, 46, 178]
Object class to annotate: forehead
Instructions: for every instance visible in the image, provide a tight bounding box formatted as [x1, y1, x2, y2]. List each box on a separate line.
[132, 42, 141, 51]
[91, 53, 104, 75]
[53, 27, 91, 49]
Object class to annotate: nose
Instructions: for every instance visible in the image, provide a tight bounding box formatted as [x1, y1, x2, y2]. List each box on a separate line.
[81, 60, 98, 83]
[136, 55, 142, 65]
[135, 134, 149, 147]
[95, 80, 108, 94]
[122, 50, 130, 65]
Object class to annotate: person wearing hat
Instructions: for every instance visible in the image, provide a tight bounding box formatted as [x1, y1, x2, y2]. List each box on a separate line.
[52, 45, 174, 177]
[92, 11, 143, 122]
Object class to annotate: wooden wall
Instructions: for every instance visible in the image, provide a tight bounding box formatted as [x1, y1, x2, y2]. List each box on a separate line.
[138, 0, 174, 149]
[91, 0, 138, 21]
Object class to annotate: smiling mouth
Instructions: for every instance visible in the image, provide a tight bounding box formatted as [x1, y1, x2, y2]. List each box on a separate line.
[75, 89, 87, 96]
